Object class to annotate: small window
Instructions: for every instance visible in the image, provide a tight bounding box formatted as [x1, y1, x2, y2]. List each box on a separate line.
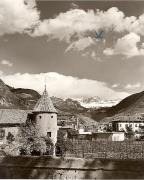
[0, 129, 5, 139]
[51, 116, 53, 118]
[135, 124, 137, 127]
[39, 116, 42, 119]
[47, 132, 51, 137]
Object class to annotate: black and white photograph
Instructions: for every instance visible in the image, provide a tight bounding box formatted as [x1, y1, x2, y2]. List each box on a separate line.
[1, 0, 144, 179]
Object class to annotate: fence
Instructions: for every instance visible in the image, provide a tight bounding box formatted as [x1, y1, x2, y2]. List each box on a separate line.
[64, 139, 144, 160]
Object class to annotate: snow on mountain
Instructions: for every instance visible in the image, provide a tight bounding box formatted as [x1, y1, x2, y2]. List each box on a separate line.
[73, 97, 121, 108]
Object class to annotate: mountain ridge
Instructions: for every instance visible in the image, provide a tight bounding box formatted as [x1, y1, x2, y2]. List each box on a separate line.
[1, 78, 144, 124]
[74, 96, 121, 108]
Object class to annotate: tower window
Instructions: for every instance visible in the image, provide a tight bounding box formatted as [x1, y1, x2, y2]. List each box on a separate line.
[0, 129, 5, 139]
[51, 116, 53, 118]
[39, 115, 42, 119]
[47, 132, 51, 137]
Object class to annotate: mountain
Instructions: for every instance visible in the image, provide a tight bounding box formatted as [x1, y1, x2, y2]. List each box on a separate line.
[1, 78, 144, 124]
[74, 97, 121, 108]
[0, 78, 103, 117]
[91, 91, 144, 122]
[51, 97, 87, 113]
[0, 79, 87, 113]
[0, 79, 96, 126]
[0, 79, 40, 109]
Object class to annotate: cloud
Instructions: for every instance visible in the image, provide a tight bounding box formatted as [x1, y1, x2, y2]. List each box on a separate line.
[0, 71, 3, 76]
[65, 37, 95, 52]
[31, 7, 144, 58]
[82, 50, 102, 61]
[103, 33, 144, 58]
[0, 72, 129, 100]
[112, 84, 119, 88]
[32, 7, 144, 39]
[1, 60, 13, 67]
[124, 83, 141, 90]
[1, 3, 143, 38]
[32, 7, 125, 42]
[2, 2, 144, 58]
[70, 3, 79, 9]
[0, 0, 39, 35]
[91, 51, 96, 59]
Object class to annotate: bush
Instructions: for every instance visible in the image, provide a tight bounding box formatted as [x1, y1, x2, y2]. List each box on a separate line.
[56, 129, 74, 156]
[17, 123, 52, 156]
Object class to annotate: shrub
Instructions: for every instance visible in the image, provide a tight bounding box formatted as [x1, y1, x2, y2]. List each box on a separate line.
[17, 122, 48, 155]
[56, 129, 74, 156]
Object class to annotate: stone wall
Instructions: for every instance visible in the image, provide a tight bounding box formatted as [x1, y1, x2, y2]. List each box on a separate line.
[0, 156, 144, 179]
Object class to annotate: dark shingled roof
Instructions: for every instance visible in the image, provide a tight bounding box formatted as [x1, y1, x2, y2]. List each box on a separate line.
[0, 109, 30, 124]
[33, 88, 57, 113]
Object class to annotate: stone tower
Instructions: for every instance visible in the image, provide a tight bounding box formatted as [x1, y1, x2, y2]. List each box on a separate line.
[33, 85, 58, 154]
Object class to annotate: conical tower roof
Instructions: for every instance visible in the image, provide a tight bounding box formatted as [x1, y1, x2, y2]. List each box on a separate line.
[33, 87, 57, 113]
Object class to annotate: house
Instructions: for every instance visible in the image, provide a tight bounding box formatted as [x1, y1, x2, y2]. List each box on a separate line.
[79, 128, 92, 135]
[111, 114, 144, 132]
[97, 123, 109, 132]
[57, 114, 79, 130]
[0, 109, 29, 144]
[92, 132, 125, 141]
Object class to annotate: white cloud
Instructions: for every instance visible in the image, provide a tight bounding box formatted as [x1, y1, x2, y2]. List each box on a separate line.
[112, 84, 119, 88]
[31, 7, 144, 57]
[0, 72, 129, 100]
[70, 3, 79, 9]
[1, 60, 13, 67]
[124, 83, 141, 90]
[104, 33, 144, 58]
[0, 71, 3, 76]
[0, 0, 39, 35]
[32, 7, 144, 39]
[91, 51, 96, 60]
[32, 8, 97, 42]
[1, 3, 143, 38]
[65, 37, 95, 52]
[1, 3, 144, 42]
[2, 2, 144, 58]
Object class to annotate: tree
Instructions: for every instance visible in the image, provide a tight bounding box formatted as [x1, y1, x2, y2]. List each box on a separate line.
[0, 132, 19, 156]
[125, 124, 133, 134]
[17, 122, 52, 156]
[0, 122, 54, 156]
[56, 129, 75, 156]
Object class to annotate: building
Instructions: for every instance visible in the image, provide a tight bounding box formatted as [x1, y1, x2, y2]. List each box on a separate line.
[97, 123, 109, 132]
[30, 86, 58, 147]
[0, 86, 58, 155]
[92, 132, 125, 141]
[111, 114, 144, 132]
[57, 114, 78, 130]
[0, 109, 29, 144]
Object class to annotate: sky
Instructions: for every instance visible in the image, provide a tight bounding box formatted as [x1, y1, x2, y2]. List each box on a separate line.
[0, 0, 144, 99]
